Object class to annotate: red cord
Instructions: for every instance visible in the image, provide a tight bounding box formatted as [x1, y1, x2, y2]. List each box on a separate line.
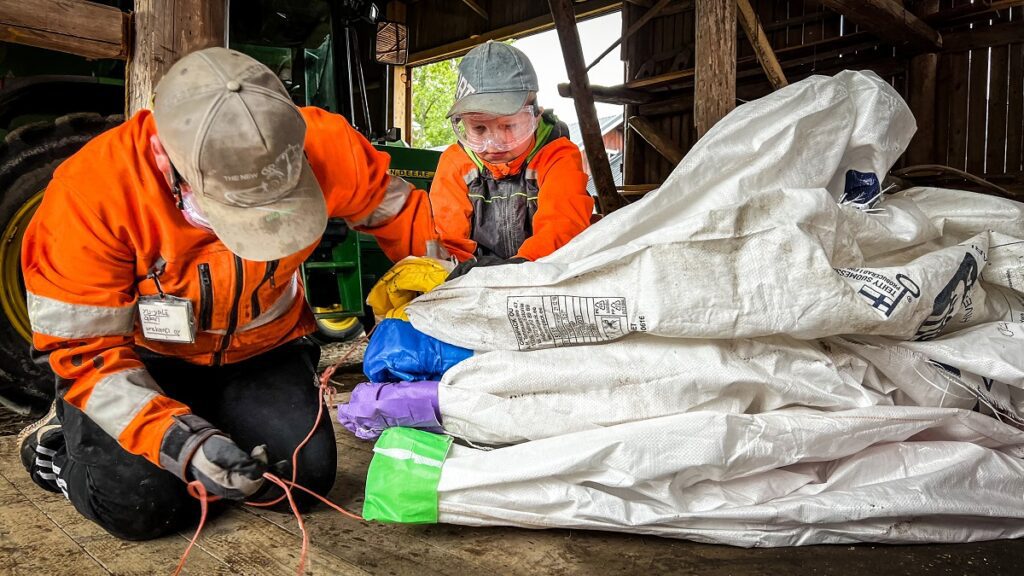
[172, 480, 217, 576]
[172, 333, 370, 575]
[278, 477, 364, 522]
[263, 473, 309, 576]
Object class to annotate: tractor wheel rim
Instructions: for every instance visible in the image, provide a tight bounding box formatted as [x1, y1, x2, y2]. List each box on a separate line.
[0, 190, 43, 342]
[313, 305, 361, 331]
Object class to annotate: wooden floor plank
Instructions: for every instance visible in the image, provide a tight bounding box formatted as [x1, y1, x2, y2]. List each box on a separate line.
[182, 506, 369, 576]
[0, 474, 109, 576]
[0, 437, 232, 576]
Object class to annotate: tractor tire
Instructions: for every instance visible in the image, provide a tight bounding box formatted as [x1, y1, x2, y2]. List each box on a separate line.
[311, 311, 367, 343]
[0, 113, 123, 416]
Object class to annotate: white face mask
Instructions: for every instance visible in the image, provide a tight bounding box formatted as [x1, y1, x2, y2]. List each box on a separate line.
[180, 188, 214, 232]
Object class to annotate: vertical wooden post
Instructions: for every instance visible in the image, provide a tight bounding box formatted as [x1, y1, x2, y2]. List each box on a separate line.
[548, 0, 628, 214]
[906, 0, 940, 165]
[127, 0, 227, 116]
[387, 0, 412, 143]
[694, 0, 736, 138]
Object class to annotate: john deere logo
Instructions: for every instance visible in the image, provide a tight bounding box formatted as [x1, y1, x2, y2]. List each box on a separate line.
[389, 169, 435, 179]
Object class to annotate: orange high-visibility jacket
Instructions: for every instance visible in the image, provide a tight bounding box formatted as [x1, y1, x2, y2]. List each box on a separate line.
[21, 108, 435, 466]
[429, 113, 594, 262]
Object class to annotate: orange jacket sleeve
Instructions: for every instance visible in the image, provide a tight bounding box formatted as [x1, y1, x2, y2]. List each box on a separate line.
[516, 139, 594, 261]
[22, 177, 190, 466]
[428, 145, 477, 262]
[301, 108, 436, 262]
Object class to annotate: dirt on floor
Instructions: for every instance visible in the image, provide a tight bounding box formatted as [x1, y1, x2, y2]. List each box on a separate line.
[0, 407, 32, 436]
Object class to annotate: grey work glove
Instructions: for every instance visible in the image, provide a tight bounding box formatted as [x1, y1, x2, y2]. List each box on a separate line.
[159, 414, 267, 500]
[447, 255, 527, 281]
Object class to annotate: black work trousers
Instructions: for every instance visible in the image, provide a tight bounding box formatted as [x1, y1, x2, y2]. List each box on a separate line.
[52, 338, 337, 541]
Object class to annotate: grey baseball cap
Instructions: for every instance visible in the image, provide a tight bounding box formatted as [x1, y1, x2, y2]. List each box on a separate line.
[153, 47, 327, 262]
[446, 41, 539, 118]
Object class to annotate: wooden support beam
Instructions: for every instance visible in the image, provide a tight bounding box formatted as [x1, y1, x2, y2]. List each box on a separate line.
[387, 1, 412, 143]
[817, 0, 942, 52]
[628, 116, 684, 165]
[735, 0, 787, 90]
[409, 0, 621, 66]
[618, 183, 660, 197]
[586, 0, 674, 72]
[557, 83, 653, 105]
[624, 0, 693, 12]
[459, 0, 489, 20]
[637, 50, 908, 118]
[548, 0, 629, 214]
[626, 69, 692, 90]
[695, 0, 736, 138]
[925, 0, 1024, 27]
[127, 0, 227, 116]
[623, 31, 874, 92]
[0, 0, 128, 60]
[942, 20, 1024, 52]
[907, 0, 939, 165]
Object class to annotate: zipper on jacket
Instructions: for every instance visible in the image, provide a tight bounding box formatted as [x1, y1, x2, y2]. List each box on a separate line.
[197, 263, 213, 331]
[213, 255, 244, 365]
[250, 260, 279, 319]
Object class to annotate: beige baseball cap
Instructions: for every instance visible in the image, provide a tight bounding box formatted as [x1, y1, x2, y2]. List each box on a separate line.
[153, 47, 327, 262]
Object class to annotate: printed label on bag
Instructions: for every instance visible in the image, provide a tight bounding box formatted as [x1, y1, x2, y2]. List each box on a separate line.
[507, 295, 629, 350]
[835, 268, 921, 318]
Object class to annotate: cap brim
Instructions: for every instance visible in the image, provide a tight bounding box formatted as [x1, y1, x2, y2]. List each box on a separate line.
[446, 91, 531, 118]
[195, 159, 328, 261]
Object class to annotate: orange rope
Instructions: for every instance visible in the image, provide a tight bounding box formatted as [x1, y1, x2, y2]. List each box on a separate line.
[173, 332, 373, 575]
[263, 472, 309, 576]
[172, 480, 217, 576]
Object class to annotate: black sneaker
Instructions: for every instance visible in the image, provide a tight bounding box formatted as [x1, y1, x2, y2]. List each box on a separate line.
[17, 403, 64, 494]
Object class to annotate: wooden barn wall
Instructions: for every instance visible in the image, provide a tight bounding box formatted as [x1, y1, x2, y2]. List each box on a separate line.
[406, 0, 554, 56]
[935, 2, 1023, 186]
[623, 0, 912, 188]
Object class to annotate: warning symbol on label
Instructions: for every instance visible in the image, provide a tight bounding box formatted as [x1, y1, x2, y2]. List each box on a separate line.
[506, 295, 628, 350]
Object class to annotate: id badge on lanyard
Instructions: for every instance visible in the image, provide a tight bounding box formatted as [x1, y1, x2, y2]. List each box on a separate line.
[138, 265, 196, 344]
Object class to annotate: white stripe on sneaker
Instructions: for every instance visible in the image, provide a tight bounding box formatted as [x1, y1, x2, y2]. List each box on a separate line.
[34, 457, 53, 468]
[51, 463, 62, 475]
[35, 444, 57, 457]
[37, 471, 57, 480]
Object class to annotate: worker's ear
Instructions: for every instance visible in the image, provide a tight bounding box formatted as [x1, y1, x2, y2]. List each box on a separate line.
[149, 134, 174, 189]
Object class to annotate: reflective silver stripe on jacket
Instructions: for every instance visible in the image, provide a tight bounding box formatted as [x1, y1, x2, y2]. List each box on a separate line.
[27, 292, 136, 339]
[349, 176, 413, 228]
[85, 367, 164, 440]
[462, 169, 481, 185]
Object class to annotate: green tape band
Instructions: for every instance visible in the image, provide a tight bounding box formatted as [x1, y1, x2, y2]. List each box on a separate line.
[362, 427, 453, 524]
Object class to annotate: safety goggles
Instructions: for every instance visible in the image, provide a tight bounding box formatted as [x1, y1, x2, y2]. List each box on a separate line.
[451, 105, 539, 154]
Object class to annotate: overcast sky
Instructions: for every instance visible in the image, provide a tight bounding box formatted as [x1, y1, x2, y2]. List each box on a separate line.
[513, 12, 624, 125]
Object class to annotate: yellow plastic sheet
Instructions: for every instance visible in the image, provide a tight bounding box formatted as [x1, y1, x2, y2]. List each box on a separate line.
[366, 257, 451, 321]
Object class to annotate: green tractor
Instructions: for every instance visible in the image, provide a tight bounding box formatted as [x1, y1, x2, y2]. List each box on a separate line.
[0, 0, 440, 415]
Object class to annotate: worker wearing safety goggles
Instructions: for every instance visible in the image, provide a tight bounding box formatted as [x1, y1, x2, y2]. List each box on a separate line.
[430, 41, 594, 278]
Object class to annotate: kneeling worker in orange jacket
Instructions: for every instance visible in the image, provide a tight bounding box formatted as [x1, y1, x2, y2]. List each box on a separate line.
[430, 42, 594, 278]
[17, 47, 435, 540]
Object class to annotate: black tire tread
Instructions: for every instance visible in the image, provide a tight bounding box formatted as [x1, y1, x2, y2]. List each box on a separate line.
[0, 113, 123, 416]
